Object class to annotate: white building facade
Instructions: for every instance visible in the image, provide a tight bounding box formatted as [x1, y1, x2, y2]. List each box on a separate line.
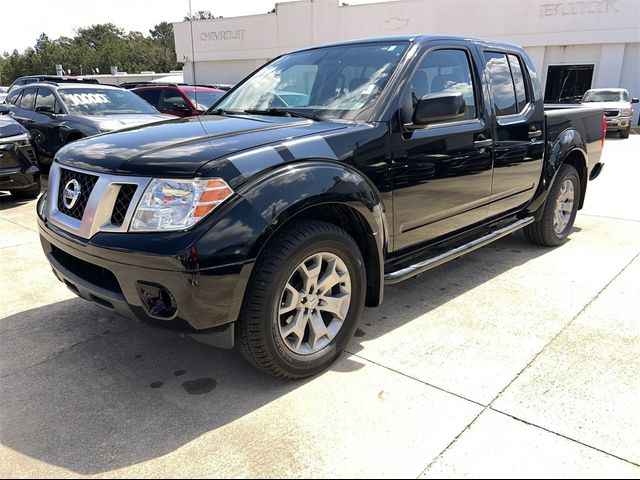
[174, 0, 640, 123]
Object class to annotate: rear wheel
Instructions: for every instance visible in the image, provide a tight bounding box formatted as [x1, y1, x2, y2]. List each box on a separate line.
[236, 221, 365, 379]
[620, 127, 630, 139]
[524, 164, 580, 247]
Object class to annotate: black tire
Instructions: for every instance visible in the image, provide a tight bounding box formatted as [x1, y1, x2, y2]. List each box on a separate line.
[524, 164, 580, 247]
[620, 127, 630, 139]
[9, 178, 41, 200]
[236, 220, 366, 379]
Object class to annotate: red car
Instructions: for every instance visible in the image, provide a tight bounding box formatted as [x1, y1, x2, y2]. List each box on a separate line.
[132, 84, 226, 117]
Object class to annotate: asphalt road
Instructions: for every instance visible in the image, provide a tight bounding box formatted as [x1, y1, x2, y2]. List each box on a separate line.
[1, 135, 639, 478]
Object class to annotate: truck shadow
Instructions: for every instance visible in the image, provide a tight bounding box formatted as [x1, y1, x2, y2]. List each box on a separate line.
[0, 230, 554, 474]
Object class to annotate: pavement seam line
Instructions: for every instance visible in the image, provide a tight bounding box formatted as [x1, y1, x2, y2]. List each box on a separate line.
[486, 249, 640, 406]
[417, 250, 640, 478]
[490, 407, 640, 468]
[0, 215, 39, 233]
[344, 350, 486, 408]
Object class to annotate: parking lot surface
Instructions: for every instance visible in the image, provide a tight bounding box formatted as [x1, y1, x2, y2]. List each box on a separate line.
[1, 135, 639, 478]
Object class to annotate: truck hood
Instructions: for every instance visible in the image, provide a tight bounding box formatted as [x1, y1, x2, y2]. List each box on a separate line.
[55, 114, 348, 177]
[581, 101, 631, 111]
[0, 115, 27, 138]
[69, 113, 173, 132]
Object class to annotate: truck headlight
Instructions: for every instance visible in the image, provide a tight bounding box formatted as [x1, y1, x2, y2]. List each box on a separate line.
[0, 132, 30, 145]
[130, 178, 233, 231]
[620, 108, 633, 116]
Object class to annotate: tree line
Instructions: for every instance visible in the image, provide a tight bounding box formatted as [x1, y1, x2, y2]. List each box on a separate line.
[0, 22, 182, 85]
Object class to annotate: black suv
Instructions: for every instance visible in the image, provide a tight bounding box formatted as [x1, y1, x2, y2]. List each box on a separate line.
[4, 83, 170, 168]
[0, 107, 40, 199]
[7, 76, 98, 93]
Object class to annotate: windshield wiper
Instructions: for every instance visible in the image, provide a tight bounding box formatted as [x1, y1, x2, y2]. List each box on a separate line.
[244, 108, 325, 121]
[209, 108, 247, 116]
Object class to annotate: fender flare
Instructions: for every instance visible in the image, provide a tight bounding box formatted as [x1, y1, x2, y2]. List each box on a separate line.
[526, 127, 588, 216]
[238, 159, 388, 307]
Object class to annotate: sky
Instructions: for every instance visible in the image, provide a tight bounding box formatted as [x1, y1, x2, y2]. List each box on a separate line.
[0, 0, 389, 54]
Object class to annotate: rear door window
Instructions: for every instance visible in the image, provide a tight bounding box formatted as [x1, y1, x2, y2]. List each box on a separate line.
[139, 89, 162, 109]
[5, 89, 22, 105]
[508, 54, 528, 112]
[17, 87, 37, 110]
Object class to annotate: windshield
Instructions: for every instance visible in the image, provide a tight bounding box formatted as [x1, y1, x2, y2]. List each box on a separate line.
[59, 88, 159, 115]
[213, 41, 409, 120]
[582, 90, 629, 103]
[184, 90, 225, 110]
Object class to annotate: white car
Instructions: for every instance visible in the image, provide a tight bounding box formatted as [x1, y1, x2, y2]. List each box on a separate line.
[581, 88, 638, 138]
[0, 86, 8, 103]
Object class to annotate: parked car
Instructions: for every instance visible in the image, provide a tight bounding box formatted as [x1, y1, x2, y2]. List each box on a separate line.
[3, 82, 171, 168]
[0, 106, 40, 199]
[119, 81, 155, 90]
[7, 75, 98, 93]
[0, 86, 9, 103]
[132, 84, 226, 117]
[37, 35, 605, 379]
[581, 88, 638, 138]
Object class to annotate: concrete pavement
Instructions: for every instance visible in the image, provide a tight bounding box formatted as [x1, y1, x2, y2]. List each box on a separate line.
[1, 135, 639, 478]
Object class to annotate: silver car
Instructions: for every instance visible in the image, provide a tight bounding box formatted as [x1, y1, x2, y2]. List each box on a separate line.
[581, 88, 638, 138]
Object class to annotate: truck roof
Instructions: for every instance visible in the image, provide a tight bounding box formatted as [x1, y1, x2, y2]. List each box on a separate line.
[291, 34, 524, 53]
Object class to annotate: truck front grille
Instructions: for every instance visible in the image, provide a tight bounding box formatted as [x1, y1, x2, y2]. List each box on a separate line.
[19, 145, 37, 164]
[49, 164, 150, 239]
[603, 110, 619, 118]
[111, 184, 138, 226]
[57, 168, 99, 220]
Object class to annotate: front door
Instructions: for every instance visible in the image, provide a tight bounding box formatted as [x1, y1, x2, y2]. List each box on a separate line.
[391, 45, 493, 250]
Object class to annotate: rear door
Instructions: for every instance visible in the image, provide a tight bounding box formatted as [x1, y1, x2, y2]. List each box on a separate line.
[11, 86, 37, 127]
[480, 50, 544, 217]
[31, 87, 64, 157]
[391, 43, 494, 250]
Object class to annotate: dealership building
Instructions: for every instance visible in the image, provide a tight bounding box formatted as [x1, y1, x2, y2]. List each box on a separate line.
[174, 0, 640, 123]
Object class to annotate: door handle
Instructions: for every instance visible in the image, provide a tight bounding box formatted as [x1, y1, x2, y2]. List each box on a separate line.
[474, 136, 493, 149]
[528, 129, 542, 139]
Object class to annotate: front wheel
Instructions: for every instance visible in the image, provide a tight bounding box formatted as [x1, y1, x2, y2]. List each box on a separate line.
[524, 164, 580, 247]
[620, 127, 630, 139]
[236, 221, 366, 379]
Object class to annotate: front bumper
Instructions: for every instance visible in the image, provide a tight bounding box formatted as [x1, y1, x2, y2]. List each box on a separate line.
[38, 213, 250, 336]
[605, 116, 632, 131]
[0, 166, 39, 191]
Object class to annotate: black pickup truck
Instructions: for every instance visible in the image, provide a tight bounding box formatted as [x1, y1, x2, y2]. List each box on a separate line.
[37, 35, 605, 378]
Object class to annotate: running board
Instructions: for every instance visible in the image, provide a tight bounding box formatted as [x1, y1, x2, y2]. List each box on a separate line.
[384, 216, 535, 284]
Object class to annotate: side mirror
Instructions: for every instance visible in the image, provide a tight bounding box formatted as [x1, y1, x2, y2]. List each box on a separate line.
[170, 104, 191, 112]
[36, 105, 56, 115]
[411, 92, 465, 127]
[0, 105, 10, 115]
[632, 98, 639, 104]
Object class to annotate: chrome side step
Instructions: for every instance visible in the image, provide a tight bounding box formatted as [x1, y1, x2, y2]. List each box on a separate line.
[384, 216, 535, 284]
